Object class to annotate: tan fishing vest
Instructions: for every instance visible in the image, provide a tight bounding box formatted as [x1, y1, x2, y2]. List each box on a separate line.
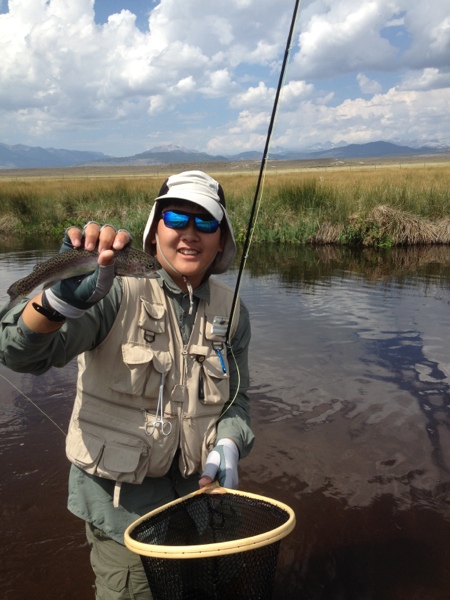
[65, 276, 239, 493]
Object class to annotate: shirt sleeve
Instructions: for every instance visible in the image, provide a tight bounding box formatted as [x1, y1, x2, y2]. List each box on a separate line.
[0, 280, 123, 375]
[216, 299, 255, 458]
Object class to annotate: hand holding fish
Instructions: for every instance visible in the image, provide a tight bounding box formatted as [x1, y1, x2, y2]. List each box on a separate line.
[45, 223, 131, 319]
[8, 222, 160, 332]
[67, 221, 131, 256]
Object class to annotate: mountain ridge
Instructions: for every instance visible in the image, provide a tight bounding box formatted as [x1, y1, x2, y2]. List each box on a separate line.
[1, 140, 449, 170]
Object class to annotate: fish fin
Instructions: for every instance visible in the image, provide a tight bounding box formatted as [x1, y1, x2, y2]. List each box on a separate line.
[6, 285, 21, 307]
[6, 280, 34, 311]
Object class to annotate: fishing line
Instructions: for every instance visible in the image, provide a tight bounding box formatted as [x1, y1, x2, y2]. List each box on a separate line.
[0, 373, 67, 437]
[225, 0, 302, 343]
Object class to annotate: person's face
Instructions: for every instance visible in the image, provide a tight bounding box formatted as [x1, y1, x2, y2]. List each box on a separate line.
[152, 201, 224, 289]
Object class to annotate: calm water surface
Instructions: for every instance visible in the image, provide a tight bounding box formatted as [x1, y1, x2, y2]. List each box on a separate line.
[1, 241, 450, 600]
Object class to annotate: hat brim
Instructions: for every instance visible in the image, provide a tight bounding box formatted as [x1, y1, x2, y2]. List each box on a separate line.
[154, 190, 224, 222]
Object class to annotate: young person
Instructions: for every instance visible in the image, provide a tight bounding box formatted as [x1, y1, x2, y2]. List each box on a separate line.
[0, 170, 254, 599]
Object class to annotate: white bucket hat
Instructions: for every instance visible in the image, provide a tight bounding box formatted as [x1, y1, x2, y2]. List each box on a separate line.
[143, 170, 237, 275]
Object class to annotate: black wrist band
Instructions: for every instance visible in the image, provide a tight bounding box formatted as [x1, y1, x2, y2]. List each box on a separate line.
[32, 292, 66, 323]
[32, 302, 66, 322]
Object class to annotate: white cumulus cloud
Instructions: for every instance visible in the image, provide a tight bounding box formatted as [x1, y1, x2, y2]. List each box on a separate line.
[357, 73, 383, 95]
[0, 0, 448, 155]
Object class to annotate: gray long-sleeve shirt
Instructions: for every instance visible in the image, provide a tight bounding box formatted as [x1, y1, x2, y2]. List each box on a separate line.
[0, 271, 254, 543]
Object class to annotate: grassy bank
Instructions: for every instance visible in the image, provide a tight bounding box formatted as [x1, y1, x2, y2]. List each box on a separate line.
[1, 163, 450, 247]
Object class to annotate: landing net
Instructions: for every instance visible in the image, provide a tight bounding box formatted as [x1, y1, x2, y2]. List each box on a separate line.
[125, 486, 296, 600]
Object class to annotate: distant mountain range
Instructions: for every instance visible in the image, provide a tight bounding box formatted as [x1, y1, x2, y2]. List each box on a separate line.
[0, 143, 107, 169]
[1, 140, 449, 170]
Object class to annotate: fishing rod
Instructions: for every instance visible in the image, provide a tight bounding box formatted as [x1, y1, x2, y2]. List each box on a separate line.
[225, 0, 302, 343]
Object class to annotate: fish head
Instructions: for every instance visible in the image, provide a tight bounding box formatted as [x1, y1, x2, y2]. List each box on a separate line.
[120, 250, 161, 278]
[133, 264, 161, 278]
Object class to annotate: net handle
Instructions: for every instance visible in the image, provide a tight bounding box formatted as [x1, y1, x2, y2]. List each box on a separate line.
[193, 481, 225, 495]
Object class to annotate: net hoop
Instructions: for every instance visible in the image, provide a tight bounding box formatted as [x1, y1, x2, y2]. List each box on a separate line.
[124, 486, 296, 559]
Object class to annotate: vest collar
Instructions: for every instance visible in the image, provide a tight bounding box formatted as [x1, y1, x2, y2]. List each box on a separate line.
[157, 269, 211, 304]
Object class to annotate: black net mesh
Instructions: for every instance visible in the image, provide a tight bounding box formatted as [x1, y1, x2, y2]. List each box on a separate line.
[129, 492, 291, 600]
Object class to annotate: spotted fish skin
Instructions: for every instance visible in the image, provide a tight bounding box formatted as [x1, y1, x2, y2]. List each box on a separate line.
[6, 247, 161, 308]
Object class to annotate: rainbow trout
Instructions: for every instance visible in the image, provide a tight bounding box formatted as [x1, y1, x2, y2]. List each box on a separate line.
[6, 247, 161, 309]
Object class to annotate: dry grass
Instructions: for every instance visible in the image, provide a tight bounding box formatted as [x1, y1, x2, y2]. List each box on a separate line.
[302, 205, 448, 246]
[1, 159, 450, 246]
[366, 205, 438, 245]
[311, 223, 341, 244]
[435, 219, 450, 244]
[0, 214, 21, 234]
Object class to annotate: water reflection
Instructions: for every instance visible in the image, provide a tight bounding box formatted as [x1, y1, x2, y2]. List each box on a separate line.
[244, 243, 450, 285]
[235, 244, 450, 598]
[1, 241, 450, 599]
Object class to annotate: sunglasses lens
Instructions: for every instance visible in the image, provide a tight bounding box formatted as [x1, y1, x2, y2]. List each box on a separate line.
[162, 211, 190, 229]
[195, 216, 220, 233]
[162, 211, 220, 233]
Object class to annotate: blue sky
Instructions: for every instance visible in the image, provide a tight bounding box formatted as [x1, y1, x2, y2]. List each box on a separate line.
[0, 0, 449, 157]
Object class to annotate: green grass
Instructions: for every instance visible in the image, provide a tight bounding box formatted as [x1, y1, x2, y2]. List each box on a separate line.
[1, 164, 450, 247]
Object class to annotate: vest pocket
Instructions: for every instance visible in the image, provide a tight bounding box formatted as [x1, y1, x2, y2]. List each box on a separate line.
[66, 427, 105, 472]
[101, 442, 146, 480]
[109, 342, 172, 400]
[66, 406, 181, 482]
[200, 355, 230, 404]
[66, 422, 151, 484]
[179, 414, 218, 476]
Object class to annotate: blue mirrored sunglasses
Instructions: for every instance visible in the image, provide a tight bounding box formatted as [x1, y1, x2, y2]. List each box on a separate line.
[161, 210, 221, 234]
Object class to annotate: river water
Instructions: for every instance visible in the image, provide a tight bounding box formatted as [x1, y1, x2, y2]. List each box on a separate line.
[1, 241, 450, 600]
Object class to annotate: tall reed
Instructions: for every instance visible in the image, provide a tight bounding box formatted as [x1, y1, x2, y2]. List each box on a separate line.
[1, 163, 450, 246]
